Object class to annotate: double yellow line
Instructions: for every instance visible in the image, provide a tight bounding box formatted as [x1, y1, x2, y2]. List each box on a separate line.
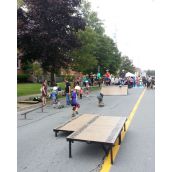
[100, 88, 146, 172]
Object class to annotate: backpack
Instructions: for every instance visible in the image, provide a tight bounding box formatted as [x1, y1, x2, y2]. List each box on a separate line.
[58, 87, 61, 91]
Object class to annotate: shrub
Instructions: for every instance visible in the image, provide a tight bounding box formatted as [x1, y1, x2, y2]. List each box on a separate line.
[61, 75, 75, 82]
[17, 74, 30, 83]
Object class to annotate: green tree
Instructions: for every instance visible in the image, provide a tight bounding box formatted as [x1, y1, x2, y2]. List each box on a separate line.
[146, 70, 155, 76]
[17, 0, 85, 85]
[21, 60, 32, 73]
[94, 34, 121, 74]
[31, 62, 43, 82]
[71, 0, 122, 75]
[119, 56, 135, 75]
[71, 27, 98, 73]
[17, 0, 24, 8]
[80, 0, 105, 34]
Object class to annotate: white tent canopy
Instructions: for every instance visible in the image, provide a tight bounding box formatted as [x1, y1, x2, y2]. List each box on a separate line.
[125, 72, 135, 77]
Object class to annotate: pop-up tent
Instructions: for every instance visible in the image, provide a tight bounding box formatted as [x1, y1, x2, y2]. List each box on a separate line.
[125, 72, 135, 77]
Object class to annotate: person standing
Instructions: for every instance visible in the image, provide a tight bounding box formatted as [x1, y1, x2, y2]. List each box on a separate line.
[90, 73, 94, 86]
[85, 81, 90, 97]
[105, 70, 111, 86]
[97, 72, 101, 87]
[147, 76, 152, 88]
[79, 87, 83, 99]
[142, 76, 147, 87]
[41, 80, 47, 106]
[133, 77, 136, 87]
[65, 79, 71, 106]
[82, 75, 86, 87]
[50, 87, 58, 108]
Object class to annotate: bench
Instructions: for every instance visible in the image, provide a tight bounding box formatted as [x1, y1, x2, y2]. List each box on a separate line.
[18, 100, 39, 104]
[18, 105, 45, 119]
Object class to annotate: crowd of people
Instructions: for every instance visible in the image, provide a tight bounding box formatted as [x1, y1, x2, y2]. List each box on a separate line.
[40, 72, 155, 117]
[108, 75, 155, 89]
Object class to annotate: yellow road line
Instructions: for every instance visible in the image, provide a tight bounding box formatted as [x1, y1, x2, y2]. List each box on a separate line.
[100, 88, 146, 172]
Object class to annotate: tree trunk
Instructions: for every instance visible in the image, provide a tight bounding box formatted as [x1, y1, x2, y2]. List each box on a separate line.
[50, 70, 55, 86]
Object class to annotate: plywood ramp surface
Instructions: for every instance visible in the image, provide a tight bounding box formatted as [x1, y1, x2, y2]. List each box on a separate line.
[101, 85, 128, 96]
[54, 114, 98, 132]
[67, 116, 126, 144]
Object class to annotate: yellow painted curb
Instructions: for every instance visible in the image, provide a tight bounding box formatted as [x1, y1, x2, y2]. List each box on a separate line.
[100, 88, 146, 172]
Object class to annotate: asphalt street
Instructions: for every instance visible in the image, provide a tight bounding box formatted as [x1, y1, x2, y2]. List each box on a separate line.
[110, 89, 155, 172]
[17, 87, 154, 172]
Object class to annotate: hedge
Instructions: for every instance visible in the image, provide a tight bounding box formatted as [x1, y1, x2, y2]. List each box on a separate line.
[17, 74, 30, 83]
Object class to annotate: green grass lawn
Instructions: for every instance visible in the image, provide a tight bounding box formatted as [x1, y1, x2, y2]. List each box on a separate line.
[17, 83, 100, 97]
[17, 83, 42, 96]
[56, 82, 65, 90]
[17, 82, 66, 97]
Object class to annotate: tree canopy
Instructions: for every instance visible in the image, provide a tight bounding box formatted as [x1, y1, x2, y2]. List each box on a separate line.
[70, 0, 122, 75]
[80, 0, 105, 34]
[146, 70, 155, 76]
[71, 27, 98, 73]
[119, 56, 135, 75]
[18, 0, 86, 84]
[18, 0, 137, 82]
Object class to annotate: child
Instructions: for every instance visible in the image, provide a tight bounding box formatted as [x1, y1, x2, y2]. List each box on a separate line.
[50, 87, 58, 108]
[85, 82, 90, 97]
[71, 89, 80, 117]
[79, 87, 83, 99]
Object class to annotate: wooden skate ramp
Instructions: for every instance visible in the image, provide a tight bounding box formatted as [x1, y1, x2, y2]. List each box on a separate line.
[67, 115, 126, 144]
[53, 114, 99, 135]
[101, 85, 128, 96]
[66, 114, 127, 164]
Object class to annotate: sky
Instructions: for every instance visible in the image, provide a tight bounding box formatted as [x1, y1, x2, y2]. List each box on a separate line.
[88, 0, 171, 71]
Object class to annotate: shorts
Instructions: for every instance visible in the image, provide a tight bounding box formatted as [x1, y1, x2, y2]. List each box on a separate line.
[42, 94, 47, 98]
[71, 103, 80, 108]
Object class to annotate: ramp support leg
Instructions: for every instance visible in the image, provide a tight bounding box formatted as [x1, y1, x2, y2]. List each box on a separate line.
[124, 123, 126, 132]
[69, 141, 72, 158]
[101, 144, 109, 156]
[55, 131, 58, 137]
[119, 133, 121, 145]
[110, 147, 113, 164]
[24, 113, 26, 119]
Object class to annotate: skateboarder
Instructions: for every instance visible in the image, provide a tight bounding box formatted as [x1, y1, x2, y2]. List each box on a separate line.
[71, 88, 80, 117]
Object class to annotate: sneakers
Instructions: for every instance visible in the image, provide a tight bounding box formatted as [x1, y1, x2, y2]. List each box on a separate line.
[72, 113, 76, 117]
[72, 111, 79, 117]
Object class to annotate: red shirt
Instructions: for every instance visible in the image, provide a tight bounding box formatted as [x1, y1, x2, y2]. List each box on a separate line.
[105, 72, 110, 78]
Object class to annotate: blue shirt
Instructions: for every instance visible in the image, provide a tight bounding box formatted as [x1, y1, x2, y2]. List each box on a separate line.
[51, 91, 57, 100]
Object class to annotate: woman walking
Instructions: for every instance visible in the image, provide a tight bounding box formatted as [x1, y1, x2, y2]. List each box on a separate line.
[41, 80, 47, 106]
